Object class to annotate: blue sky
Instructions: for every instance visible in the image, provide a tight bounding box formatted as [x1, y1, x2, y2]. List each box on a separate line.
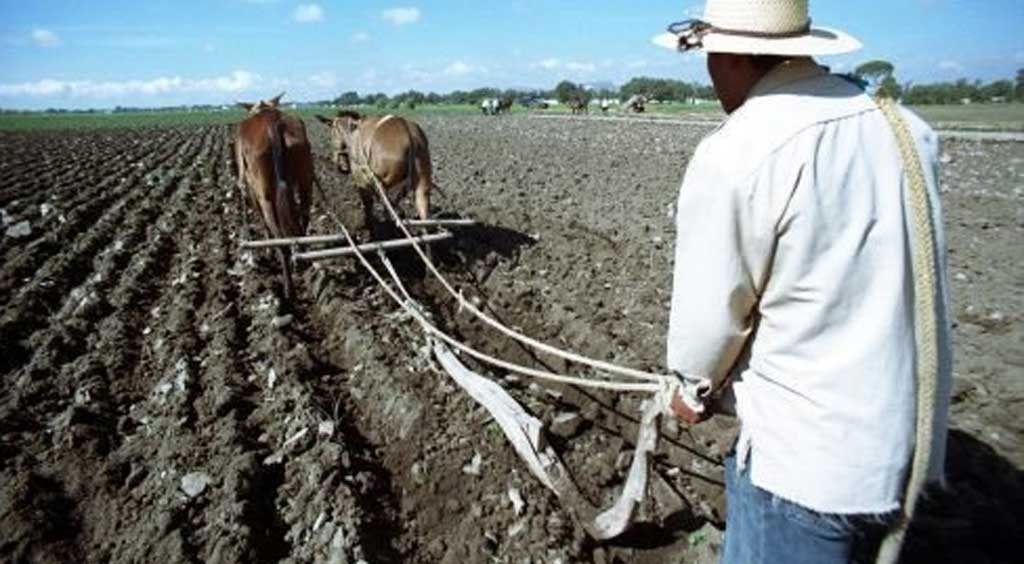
[1, 0, 1022, 109]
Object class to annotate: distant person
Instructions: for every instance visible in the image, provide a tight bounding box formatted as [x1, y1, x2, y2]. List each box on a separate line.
[653, 1, 953, 563]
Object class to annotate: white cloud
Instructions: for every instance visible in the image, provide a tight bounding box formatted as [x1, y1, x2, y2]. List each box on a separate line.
[565, 61, 596, 72]
[382, 7, 420, 25]
[444, 61, 473, 76]
[32, 28, 61, 48]
[531, 58, 595, 73]
[938, 60, 964, 72]
[351, 32, 370, 43]
[294, 4, 324, 23]
[308, 71, 337, 89]
[0, 70, 260, 98]
[534, 58, 560, 70]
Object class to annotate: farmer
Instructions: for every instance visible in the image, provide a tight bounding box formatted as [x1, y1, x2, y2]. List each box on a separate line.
[653, 1, 953, 563]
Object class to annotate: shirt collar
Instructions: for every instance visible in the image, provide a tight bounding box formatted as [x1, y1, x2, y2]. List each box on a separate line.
[747, 58, 828, 100]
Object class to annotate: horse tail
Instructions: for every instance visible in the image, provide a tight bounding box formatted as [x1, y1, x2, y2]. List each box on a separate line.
[267, 120, 300, 237]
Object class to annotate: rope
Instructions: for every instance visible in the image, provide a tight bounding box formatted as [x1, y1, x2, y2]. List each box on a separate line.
[365, 169, 669, 384]
[874, 97, 942, 564]
[311, 177, 662, 393]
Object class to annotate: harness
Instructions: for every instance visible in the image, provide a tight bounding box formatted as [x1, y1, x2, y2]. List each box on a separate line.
[347, 117, 395, 190]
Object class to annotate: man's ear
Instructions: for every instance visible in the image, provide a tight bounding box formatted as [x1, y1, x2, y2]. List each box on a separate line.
[237, 102, 254, 112]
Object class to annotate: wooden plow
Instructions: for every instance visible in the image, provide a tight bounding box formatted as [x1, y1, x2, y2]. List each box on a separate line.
[239, 218, 474, 262]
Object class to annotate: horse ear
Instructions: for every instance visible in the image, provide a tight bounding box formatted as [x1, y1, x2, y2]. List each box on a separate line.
[268, 92, 285, 107]
[237, 102, 254, 112]
[315, 114, 333, 126]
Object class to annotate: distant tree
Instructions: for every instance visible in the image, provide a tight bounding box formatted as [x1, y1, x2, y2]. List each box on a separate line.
[554, 80, 584, 103]
[466, 87, 501, 103]
[619, 76, 699, 102]
[855, 60, 897, 96]
[854, 60, 895, 87]
[694, 84, 717, 100]
[1016, 68, 1024, 101]
[335, 91, 361, 106]
[981, 80, 1013, 101]
[877, 75, 903, 100]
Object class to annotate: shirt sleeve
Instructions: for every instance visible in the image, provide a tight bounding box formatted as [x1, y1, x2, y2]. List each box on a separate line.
[666, 139, 781, 386]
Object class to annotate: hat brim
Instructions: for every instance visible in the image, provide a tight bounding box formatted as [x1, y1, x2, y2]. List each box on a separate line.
[652, 26, 861, 56]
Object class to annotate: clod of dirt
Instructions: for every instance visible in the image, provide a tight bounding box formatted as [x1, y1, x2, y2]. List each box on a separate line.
[508, 487, 525, 516]
[462, 452, 483, 475]
[318, 420, 336, 438]
[549, 412, 582, 439]
[181, 472, 212, 498]
[5, 220, 31, 238]
[271, 314, 294, 329]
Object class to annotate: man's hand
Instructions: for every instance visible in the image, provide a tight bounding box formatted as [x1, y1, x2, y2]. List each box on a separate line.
[670, 389, 710, 425]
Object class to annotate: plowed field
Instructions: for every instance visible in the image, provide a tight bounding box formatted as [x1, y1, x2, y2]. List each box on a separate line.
[1, 115, 1021, 563]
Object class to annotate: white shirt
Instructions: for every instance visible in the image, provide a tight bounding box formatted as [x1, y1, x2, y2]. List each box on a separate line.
[666, 59, 953, 514]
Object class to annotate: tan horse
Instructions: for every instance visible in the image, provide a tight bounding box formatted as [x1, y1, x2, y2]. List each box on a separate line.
[234, 93, 314, 300]
[316, 111, 433, 238]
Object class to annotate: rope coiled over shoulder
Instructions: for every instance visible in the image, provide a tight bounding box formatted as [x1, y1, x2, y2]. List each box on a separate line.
[873, 96, 942, 564]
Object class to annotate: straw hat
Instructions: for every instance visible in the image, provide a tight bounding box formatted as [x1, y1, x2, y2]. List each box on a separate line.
[652, 0, 861, 56]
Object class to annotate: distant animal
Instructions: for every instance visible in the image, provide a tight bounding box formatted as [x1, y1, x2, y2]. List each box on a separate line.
[600, 99, 611, 114]
[234, 92, 314, 300]
[480, 98, 498, 115]
[568, 98, 589, 115]
[316, 111, 433, 238]
[622, 94, 647, 113]
[496, 97, 513, 114]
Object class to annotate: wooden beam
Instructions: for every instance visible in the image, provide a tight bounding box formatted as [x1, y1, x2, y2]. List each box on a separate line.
[242, 233, 349, 249]
[293, 232, 454, 262]
[240, 219, 475, 249]
[403, 218, 477, 227]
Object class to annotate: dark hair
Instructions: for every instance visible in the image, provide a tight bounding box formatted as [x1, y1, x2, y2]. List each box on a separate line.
[750, 55, 792, 73]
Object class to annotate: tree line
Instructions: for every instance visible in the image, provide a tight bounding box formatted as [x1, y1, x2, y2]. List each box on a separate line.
[326, 77, 720, 109]
[326, 64, 1023, 108]
[852, 60, 1023, 104]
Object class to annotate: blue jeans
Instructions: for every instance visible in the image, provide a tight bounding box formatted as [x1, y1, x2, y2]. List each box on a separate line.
[721, 452, 895, 564]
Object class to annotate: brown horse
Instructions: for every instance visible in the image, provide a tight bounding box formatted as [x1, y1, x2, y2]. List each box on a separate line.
[234, 93, 314, 300]
[316, 111, 433, 238]
[569, 98, 589, 115]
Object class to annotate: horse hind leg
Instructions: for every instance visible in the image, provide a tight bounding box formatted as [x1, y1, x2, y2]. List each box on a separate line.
[414, 179, 430, 222]
[256, 197, 294, 301]
[358, 188, 377, 240]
